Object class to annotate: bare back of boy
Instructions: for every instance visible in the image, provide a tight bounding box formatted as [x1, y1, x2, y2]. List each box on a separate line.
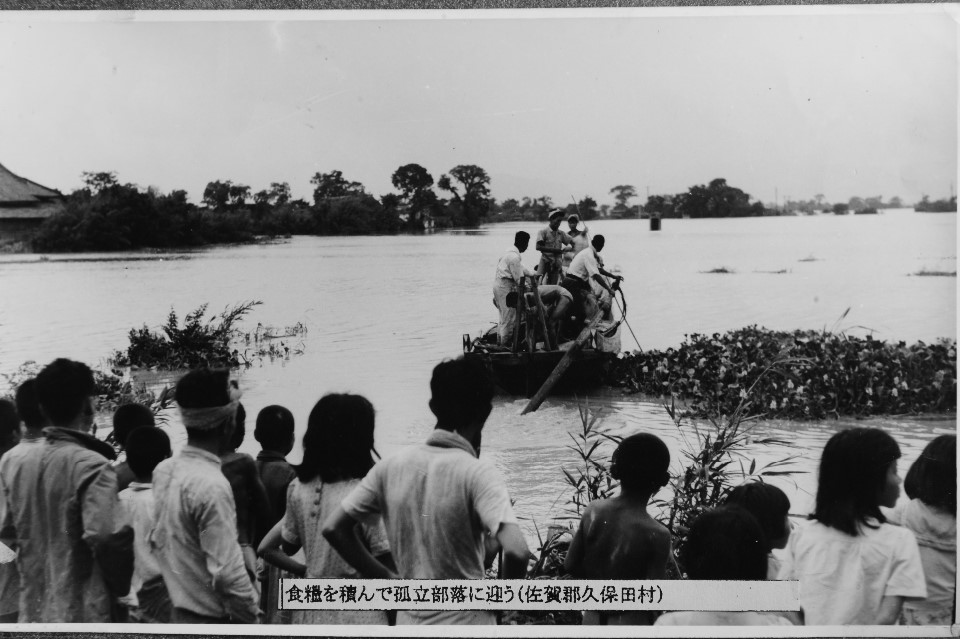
[566, 496, 672, 625]
[575, 497, 671, 580]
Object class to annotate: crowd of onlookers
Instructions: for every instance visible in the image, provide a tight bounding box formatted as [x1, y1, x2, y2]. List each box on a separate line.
[0, 356, 953, 626]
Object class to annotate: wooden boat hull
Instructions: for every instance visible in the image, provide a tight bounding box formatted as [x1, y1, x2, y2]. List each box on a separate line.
[463, 348, 615, 397]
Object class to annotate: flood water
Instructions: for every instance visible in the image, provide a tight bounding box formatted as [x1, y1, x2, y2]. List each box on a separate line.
[0, 210, 955, 538]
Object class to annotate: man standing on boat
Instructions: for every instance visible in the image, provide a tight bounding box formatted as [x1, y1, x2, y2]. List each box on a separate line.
[561, 214, 590, 276]
[536, 209, 575, 285]
[562, 234, 623, 324]
[492, 231, 536, 346]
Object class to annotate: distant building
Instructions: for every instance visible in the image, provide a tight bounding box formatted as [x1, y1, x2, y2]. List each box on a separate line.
[0, 162, 64, 242]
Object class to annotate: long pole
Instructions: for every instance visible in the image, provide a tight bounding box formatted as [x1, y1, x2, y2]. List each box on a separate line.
[521, 313, 602, 415]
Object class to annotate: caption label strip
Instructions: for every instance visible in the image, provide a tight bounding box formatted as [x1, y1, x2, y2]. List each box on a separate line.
[280, 579, 799, 611]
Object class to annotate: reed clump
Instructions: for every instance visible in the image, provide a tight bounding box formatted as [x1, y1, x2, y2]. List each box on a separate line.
[506, 384, 800, 624]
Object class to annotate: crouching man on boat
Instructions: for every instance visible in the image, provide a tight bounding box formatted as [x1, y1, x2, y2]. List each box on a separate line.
[492, 231, 536, 346]
[561, 234, 623, 325]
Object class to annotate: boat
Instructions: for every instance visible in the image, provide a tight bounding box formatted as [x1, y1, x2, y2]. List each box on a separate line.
[463, 282, 625, 397]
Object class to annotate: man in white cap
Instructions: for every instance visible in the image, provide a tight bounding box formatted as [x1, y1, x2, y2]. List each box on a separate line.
[151, 369, 259, 624]
[535, 209, 575, 285]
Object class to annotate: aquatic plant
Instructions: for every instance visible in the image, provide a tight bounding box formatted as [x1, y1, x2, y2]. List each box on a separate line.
[654, 392, 801, 573]
[702, 266, 734, 274]
[112, 301, 285, 370]
[504, 386, 800, 625]
[608, 325, 956, 419]
[559, 399, 621, 519]
[912, 269, 957, 277]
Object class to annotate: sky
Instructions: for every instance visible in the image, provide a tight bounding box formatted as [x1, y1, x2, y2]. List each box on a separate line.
[0, 7, 957, 208]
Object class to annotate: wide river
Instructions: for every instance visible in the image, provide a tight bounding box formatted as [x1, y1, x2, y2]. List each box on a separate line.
[0, 211, 955, 538]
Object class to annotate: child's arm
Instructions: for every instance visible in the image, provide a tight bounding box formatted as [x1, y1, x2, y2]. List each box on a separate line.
[875, 596, 904, 624]
[564, 508, 591, 577]
[257, 520, 306, 577]
[323, 505, 397, 579]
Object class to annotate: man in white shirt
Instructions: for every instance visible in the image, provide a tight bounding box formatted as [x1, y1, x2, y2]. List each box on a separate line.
[151, 369, 259, 624]
[562, 234, 623, 324]
[492, 231, 536, 346]
[324, 357, 531, 625]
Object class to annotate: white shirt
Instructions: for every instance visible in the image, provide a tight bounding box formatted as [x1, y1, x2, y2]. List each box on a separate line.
[656, 611, 794, 626]
[777, 519, 927, 625]
[119, 482, 162, 596]
[888, 499, 955, 619]
[494, 246, 534, 286]
[342, 430, 517, 624]
[568, 247, 603, 282]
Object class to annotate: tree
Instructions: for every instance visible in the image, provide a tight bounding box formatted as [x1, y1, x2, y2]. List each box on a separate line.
[391, 164, 433, 200]
[203, 180, 230, 210]
[81, 171, 119, 194]
[310, 170, 365, 204]
[438, 164, 491, 227]
[228, 183, 251, 209]
[888, 196, 903, 209]
[391, 163, 437, 229]
[574, 196, 599, 221]
[848, 196, 866, 212]
[672, 178, 753, 218]
[202, 180, 250, 211]
[644, 194, 677, 218]
[610, 185, 638, 212]
[499, 198, 520, 216]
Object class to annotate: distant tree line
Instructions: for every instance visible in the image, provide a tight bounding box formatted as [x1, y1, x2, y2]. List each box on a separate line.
[32, 164, 496, 252]
[642, 179, 767, 219]
[914, 195, 957, 213]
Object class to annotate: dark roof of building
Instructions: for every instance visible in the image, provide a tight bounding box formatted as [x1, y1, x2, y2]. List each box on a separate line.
[0, 162, 63, 204]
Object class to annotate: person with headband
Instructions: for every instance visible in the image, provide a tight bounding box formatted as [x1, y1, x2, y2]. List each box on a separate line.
[151, 369, 260, 624]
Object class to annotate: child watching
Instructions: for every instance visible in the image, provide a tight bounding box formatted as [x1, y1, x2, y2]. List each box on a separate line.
[253, 404, 296, 625]
[254, 405, 296, 526]
[259, 393, 392, 625]
[778, 428, 927, 624]
[118, 425, 172, 623]
[725, 482, 792, 579]
[112, 403, 155, 491]
[219, 403, 272, 590]
[887, 434, 955, 625]
[655, 506, 793, 626]
[564, 432, 672, 625]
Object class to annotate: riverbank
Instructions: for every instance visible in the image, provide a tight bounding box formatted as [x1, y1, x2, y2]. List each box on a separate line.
[606, 325, 957, 420]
